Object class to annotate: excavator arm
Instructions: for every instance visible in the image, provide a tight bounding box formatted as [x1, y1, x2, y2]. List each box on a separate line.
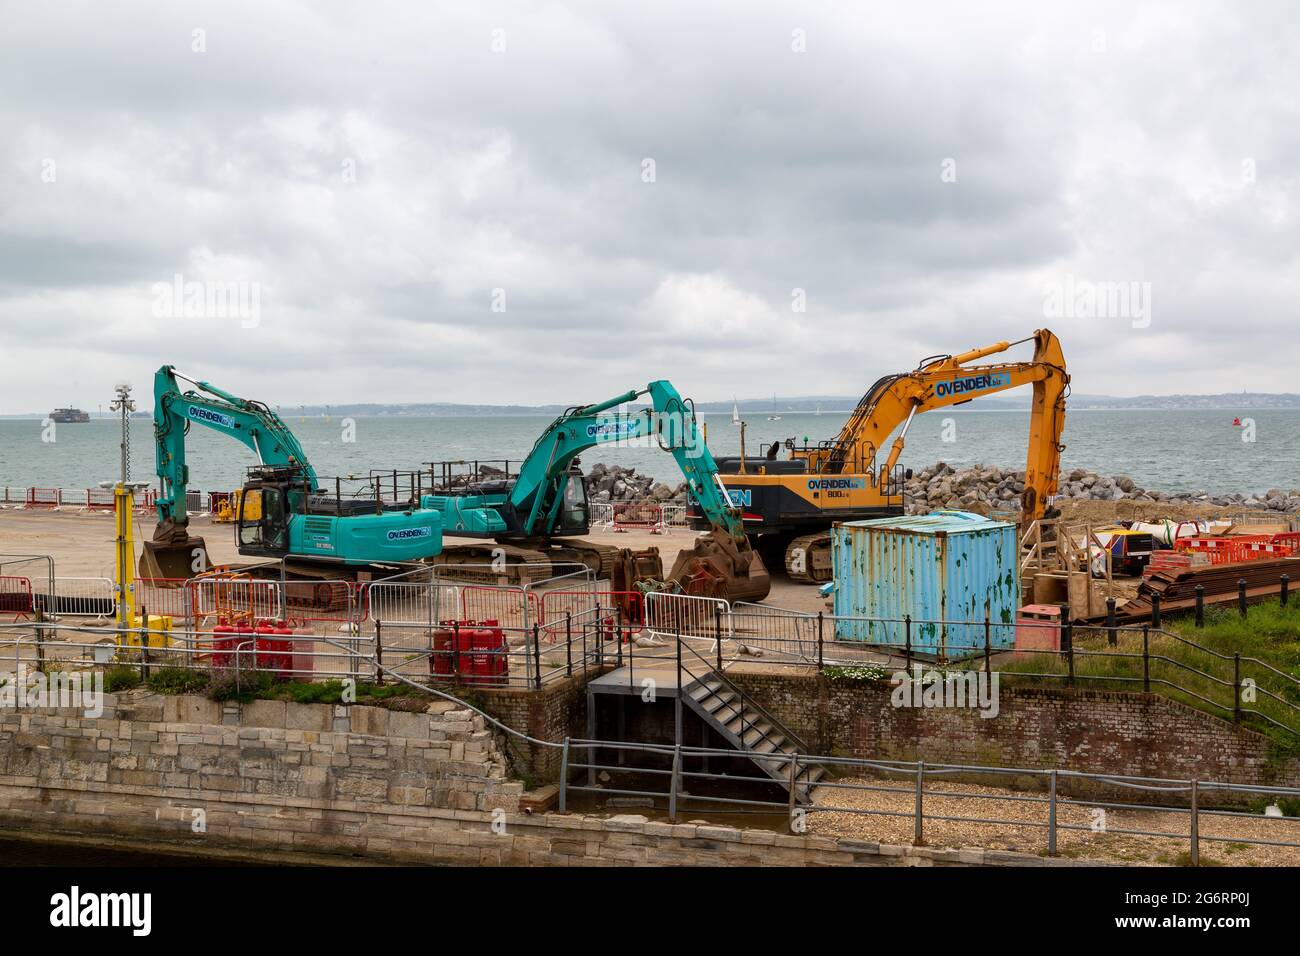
[143, 366, 319, 576]
[808, 329, 1068, 518]
[152, 366, 318, 526]
[502, 380, 767, 598]
[509, 380, 745, 540]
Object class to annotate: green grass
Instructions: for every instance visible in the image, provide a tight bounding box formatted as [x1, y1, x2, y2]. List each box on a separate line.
[146, 667, 210, 695]
[987, 599, 1300, 747]
[103, 665, 142, 693]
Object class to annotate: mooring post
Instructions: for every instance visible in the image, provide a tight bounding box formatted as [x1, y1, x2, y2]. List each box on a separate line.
[1195, 585, 1205, 627]
[1106, 597, 1117, 647]
[1282, 574, 1290, 608]
[1151, 591, 1161, 630]
[1238, 579, 1248, 618]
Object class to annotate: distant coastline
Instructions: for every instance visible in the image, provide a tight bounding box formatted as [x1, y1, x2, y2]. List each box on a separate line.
[4, 393, 1300, 419]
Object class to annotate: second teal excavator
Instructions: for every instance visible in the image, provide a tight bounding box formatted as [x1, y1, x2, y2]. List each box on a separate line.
[420, 380, 771, 601]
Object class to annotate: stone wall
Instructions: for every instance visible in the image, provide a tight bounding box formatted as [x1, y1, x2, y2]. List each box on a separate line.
[0, 689, 1072, 866]
[728, 672, 1300, 797]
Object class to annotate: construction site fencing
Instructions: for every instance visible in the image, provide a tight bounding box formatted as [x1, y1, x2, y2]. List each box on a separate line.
[560, 739, 1300, 863]
[612, 501, 663, 533]
[730, 602, 819, 660]
[43, 577, 116, 616]
[0, 602, 623, 691]
[645, 591, 729, 643]
[0, 577, 35, 621]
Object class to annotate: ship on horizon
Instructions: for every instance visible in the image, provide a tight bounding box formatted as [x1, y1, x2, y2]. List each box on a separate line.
[49, 407, 90, 423]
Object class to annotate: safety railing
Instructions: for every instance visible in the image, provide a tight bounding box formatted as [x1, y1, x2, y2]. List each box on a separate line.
[558, 740, 1300, 864]
[0, 603, 626, 691]
[645, 591, 729, 643]
[641, 602, 1300, 739]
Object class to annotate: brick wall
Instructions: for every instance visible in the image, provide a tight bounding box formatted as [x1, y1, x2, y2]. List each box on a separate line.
[729, 672, 1300, 796]
[474, 668, 605, 784]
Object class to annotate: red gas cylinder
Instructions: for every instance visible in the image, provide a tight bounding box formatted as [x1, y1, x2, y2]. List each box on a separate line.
[212, 616, 239, 668]
[254, 619, 295, 679]
[469, 620, 507, 686]
[430, 621, 457, 678]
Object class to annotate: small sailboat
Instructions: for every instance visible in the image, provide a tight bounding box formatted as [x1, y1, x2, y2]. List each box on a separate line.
[815, 403, 822, 417]
[767, 394, 782, 422]
[731, 398, 741, 426]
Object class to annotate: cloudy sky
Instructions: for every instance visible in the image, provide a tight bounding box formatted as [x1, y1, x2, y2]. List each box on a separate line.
[1, 1, 1297, 412]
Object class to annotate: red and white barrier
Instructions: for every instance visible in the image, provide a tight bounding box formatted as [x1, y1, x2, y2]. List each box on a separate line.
[612, 501, 663, 534]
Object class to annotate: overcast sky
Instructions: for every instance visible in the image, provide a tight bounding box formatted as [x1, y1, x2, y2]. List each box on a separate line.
[1, 1, 1297, 412]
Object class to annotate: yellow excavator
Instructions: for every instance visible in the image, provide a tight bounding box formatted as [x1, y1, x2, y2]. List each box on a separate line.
[692, 329, 1069, 583]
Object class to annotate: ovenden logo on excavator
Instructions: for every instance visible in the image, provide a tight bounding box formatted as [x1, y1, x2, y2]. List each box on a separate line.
[934, 371, 1012, 399]
[186, 406, 236, 429]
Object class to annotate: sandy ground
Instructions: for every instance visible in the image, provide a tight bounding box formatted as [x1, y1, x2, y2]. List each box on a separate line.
[0, 508, 828, 611]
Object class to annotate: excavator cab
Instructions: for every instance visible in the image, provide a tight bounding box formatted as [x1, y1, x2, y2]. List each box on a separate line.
[237, 485, 291, 557]
[550, 468, 590, 536]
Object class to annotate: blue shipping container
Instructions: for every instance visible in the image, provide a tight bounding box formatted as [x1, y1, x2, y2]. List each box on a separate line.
[831, 511, 1019, 657]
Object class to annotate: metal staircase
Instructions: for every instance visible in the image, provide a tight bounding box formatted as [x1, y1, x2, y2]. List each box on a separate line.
[678, 646, 826, 804]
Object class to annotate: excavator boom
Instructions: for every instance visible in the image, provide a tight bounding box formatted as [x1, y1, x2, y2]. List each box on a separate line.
[809, 328, 1068, 518]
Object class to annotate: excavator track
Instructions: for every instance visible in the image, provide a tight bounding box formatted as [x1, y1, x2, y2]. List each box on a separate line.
[436, 538, 621, 585]
[785, 532, 834, 584]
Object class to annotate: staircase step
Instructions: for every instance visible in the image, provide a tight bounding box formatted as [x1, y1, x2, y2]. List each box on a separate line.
[725, 715, 772, 738]
[746, 731, 786, 754]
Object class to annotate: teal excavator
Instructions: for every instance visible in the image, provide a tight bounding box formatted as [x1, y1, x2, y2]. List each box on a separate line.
[421, 380, 770, 601]
[141, 369, 769, 600]
[140, 367, 445, 579]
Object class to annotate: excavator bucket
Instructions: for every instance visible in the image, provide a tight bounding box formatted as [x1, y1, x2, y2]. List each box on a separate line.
[139, 522, 210, 580]
[667, 530, 771, 603]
